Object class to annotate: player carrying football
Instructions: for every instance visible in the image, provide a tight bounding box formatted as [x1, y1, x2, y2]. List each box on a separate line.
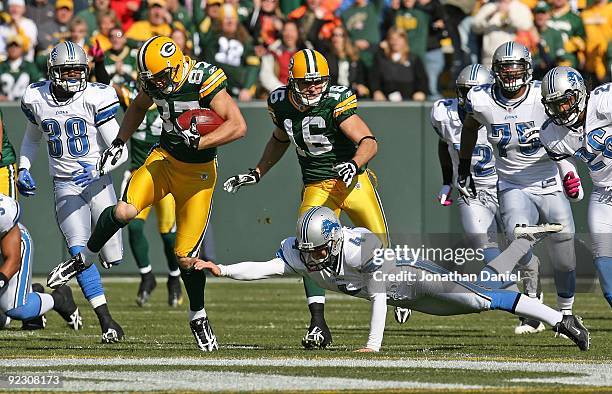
[19, 41, 125, 342]
[223, 49, 400, 349]
[47, 36, 247, 351]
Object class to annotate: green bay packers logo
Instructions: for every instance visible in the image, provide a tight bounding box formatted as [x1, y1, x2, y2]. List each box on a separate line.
[160, 42, 176, 58]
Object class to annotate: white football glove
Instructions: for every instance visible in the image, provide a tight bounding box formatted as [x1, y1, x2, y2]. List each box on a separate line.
[97, 138, 127, 175]
[456, 158, 476, 203]
[178, 119, 201, 149]
[519, 127, 541, 148]
[223, 168, 260, 193]
[332, 160, 358, 187]
[437, 185, 453, 206]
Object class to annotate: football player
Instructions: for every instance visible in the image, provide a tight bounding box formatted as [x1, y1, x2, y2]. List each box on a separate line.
[456, 42, 581, 334]
[197, 206, 590, 352]
[0, 193, 81, 331]
[115, 81, 183, 308]
[223, 49, 399, 349]
[432, 64, 503, 264]
[18, 41, 126, 343]
[529, 66, 612, 308]
[47, 36, 247, 351]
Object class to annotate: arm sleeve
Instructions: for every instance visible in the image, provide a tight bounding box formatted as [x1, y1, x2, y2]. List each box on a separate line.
[93, 88, 121, 127]
[218, 257, 299, 280]
[556, 157, 584, 202]
[18, 121, 42, 171]
[97, 118, 121, 147]
[365, 291, 387, 351]
[93, 59, 111, 85]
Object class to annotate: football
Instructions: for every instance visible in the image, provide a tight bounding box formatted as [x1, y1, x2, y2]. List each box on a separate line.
[176, 108, 224, 136]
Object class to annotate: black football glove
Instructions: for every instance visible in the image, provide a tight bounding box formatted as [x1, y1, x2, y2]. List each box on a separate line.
[332, 160, 358, 187]
[223, 168, 260, 193]
[456, 158, 476, 201]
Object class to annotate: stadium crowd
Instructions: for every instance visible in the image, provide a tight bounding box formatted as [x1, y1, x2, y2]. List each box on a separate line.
[0, 0, 610, 102]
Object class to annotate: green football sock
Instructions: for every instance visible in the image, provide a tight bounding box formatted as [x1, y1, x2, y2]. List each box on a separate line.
[161, 232, 179, 272]
[128, 219, 150, 269]
[87, 206, 127, 254]
[303, 276, 326, 298]
[180, 267, 206, 311]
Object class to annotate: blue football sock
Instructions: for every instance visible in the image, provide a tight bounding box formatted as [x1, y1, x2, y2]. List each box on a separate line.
[6, 292, 42, 320]
[482, 247, 501, 264]
[70, 246, 105, 302]
[594, 257, 612, 307]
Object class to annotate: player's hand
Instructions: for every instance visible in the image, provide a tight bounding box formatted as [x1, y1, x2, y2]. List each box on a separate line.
[178, 119, 201, 150]
[90, 39, 104, 62]
[17, 168, 36, 196]
[354, 347, 377, 352]
[194, 260, 222, 276]
[333, 160, 358, 187]
[0, 272, 8, 299]
[563, 171, 581, 199]
[72, 161, 101, 187]
[456, 158, 476, 202]
[437, 185, 453, 206]
[98, 138, 126, 175]
[223, 168, 260, 193]
[520, 127, 541, 147]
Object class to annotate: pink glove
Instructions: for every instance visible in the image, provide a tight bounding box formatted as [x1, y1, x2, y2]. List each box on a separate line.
[90, 39, 104, 62]
[437, 185, 453, 206]
[563, 171, 581, 199]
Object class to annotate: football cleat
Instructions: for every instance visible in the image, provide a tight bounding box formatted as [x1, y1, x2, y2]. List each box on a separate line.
[167, 275, 183, 307]
[51, 285, 82, 330]
[514, 223, 563, 244]
[515, 317, 545, 334]
[101, 319, 124, 343]
[47, 253, 88, 289]
[302, 322, 333, 349]
[22, 283, 47, 330]
[190, 317, 219, 351]
[136, 272, 157, 307]
[553, 315, 590, 351]
[394, 307, 412, 324]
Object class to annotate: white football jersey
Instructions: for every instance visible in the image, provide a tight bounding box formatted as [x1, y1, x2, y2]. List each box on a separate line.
[20, 81, 120, 178]
[277, 227, 383, 300]
[540, 83, 612, 187]
[0, 194, 19, 238]
[431, 98, 497, 190]
[466, 82, 561, 193]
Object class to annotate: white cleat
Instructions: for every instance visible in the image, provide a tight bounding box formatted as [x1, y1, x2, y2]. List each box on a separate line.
[514, 223, 563, 243]
[515, 318, 545, 334]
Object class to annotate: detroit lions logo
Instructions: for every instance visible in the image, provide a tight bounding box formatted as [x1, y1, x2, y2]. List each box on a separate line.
[160, 42, 176, 58]
[567, 71, 583, 88]
[50, 48, 59, 63]
[321, 219, 340, 240]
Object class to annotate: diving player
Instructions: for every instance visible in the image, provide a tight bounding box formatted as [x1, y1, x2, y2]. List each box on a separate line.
[18, 41, 126, 343]
[197, 206, 590, 352]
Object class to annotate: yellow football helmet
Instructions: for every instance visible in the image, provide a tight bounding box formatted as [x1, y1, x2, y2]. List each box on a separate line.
[288, 49, 330, 106]
[137, 36, 185, 96]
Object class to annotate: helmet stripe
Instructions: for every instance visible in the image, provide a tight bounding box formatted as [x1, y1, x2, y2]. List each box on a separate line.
[304, 49, 316, 74]
[138, 37, 157, 73]
[66, 41, 74, 60]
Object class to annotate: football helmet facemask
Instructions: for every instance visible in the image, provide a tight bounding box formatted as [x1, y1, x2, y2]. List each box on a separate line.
[137, 36, 185, 96]
[288, 49, 330, 107]
[541, 66, 588, 127]
[492, 42, 533, 93]
[456, 64, 494, 107]
[48, 41, 89, 93]
[296, 206, 343, 272]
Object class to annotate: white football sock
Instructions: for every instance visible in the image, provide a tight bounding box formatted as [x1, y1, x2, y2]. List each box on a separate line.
[557, 296, 574, 315]
[189, 308, 207, 321]
[514, 294, 562, 326]
[38, 292, 55, 314]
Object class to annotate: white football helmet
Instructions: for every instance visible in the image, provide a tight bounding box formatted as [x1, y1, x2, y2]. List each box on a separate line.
[296, 206, 343, 271]
[456, 64, 494, 107]
[541, 66, 588, 127]
[48, 41, 89, 93]
[491, 42, 533, 93]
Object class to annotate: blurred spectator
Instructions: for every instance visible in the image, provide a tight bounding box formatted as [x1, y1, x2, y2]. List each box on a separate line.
[197, 0, 223, 46]
[280, 0, 302, 15]
[340, 0, 384, 69]
[224, 0, 253, 22]
[25, 0, 55, 28]
[288, 0, 341, 46]
[110, 0, 141, 32]
[259, 19, 304, 93]
[247, 0, 284, 51]
[167, 0, 194, 32]
[548, 0, 585, 70]
[69, 17, 90, 51]
[471, 0, 533, 68]
[89, 10, 119, 52]
[4, 0, 37, 61]
[531, 1, 571, 80]
[383, 0, 429, 62]
[171, 27, 193, 56]
[322, 25, 369, 97]
[581, 0, 612, 84]
[417, 0, 447, 100]
[202, 4, 260, 101]
[441, 0, 476, 76]
[36, 0, 74, 67]
[104, 26, 138, 84]
[77, 0, 111, 36]
[125, 0, 172, 47]
[0, 35, 42, 101]
[370, 27, 428, 101]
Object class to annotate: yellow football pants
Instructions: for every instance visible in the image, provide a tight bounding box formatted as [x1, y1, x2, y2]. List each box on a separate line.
[123, 147, 216, 258]
[299, 169, 389, 247]
[0, 163, 17, 199]
[135, 194, 176, 234]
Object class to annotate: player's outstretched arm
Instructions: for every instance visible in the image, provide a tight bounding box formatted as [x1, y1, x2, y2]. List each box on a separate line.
[437, 139, 454, 206]
[199, 89, 247, 150]
[0, 226, 23, 298]
[556, 158, 584, 202]
[356, 292, 387, 352]
[195, 257, 296, 280]
[456, 114, 481, 200]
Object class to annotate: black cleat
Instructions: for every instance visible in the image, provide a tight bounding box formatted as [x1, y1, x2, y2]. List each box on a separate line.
[22, 283, 47, 330]
[167, 275, 183, 307]
[394, 307, 412, 324]
[302, 321, 333, 349]
[190, 317, 218, 351]
[554, 315, 590, 351]
[51, 285, 82, 330]
[47, 253, 88, 289]
[0, 310, 9, 329]
[136, 272, 157, 307]
[101, 319, 124, 343]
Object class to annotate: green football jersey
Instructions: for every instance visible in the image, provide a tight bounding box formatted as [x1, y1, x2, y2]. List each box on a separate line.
[267, 85, 359, 184]
[148, 58, 227, 164]
[0, 60, 42, 101]
[0, 109, 17, 167]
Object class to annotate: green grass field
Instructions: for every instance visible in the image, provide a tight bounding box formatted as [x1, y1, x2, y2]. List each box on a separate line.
[1, 278, 611, 392]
